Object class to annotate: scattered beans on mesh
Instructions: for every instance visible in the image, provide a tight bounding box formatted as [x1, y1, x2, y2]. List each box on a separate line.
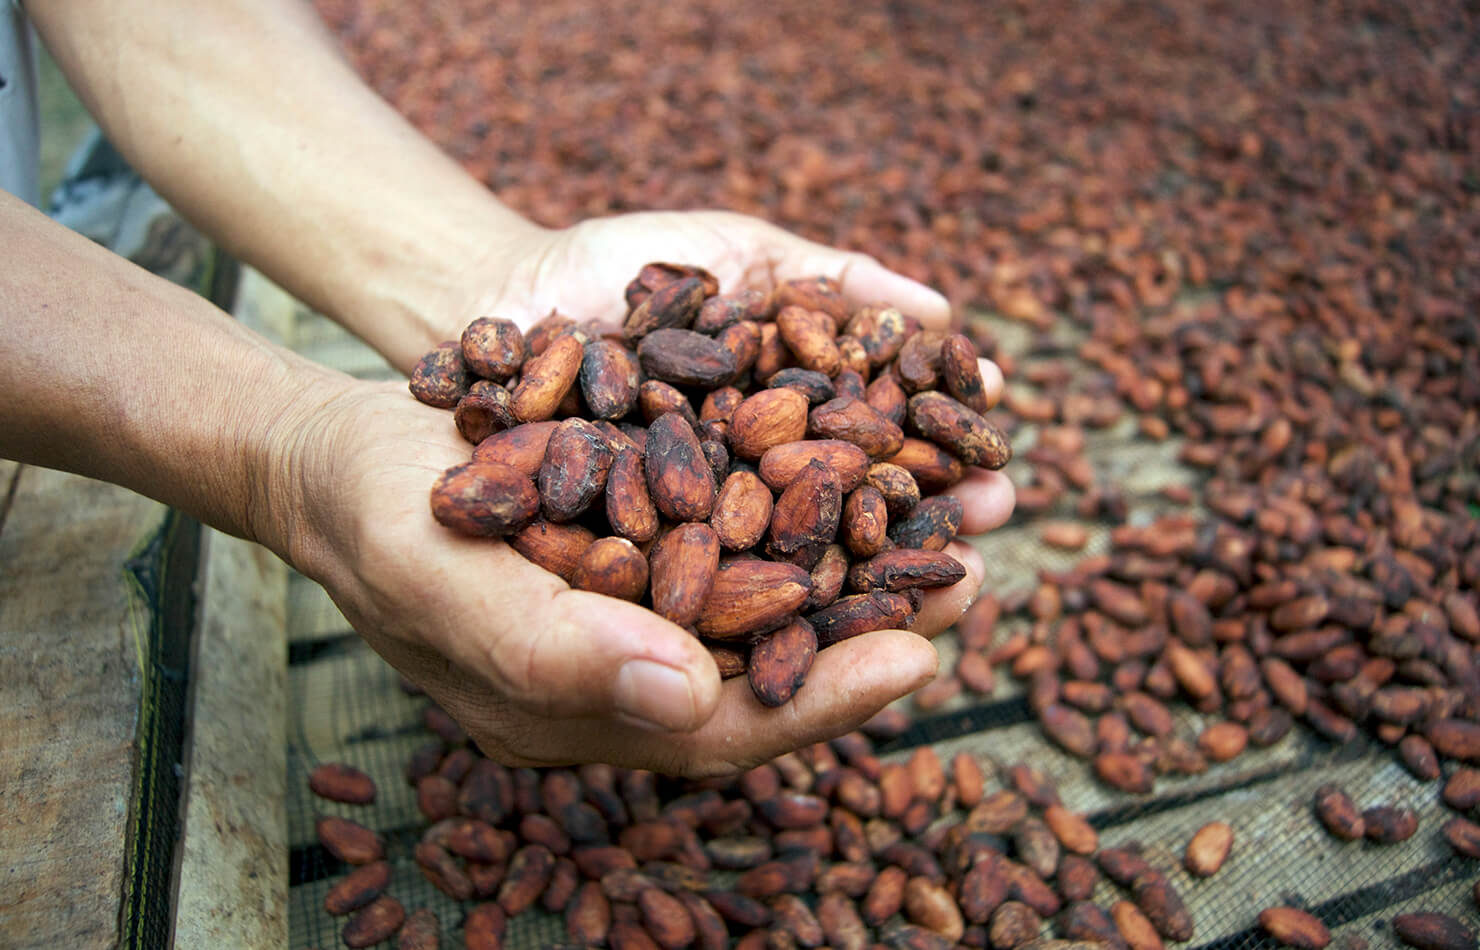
[313, 728, 1213, 948]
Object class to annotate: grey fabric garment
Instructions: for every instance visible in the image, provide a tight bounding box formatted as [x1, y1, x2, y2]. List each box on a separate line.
[0, 0, 40, 205]
[1, 5, 216, 295]
[3, 3, 218, 291]
[50, 128, 213, 287]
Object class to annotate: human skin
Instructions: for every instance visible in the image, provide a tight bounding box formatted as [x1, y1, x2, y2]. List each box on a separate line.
[7, 0, 1015, 776]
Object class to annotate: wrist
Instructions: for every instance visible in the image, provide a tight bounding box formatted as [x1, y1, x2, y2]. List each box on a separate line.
[336, 195, 554, 375]
[438, 214, 559, 343]
[232, 365, 349, 576]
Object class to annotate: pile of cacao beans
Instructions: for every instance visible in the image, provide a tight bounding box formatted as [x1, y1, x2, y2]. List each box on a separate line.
[308, 703, 1480, 949]
[925, 293, 1480, 800]
[299, 0, 1480, 944]
[311, 0, 1479, 338]
[939, 485, 1480, 798]
[412, 265, 1009, 707]
[318, 0, 1479, 771]
[310, 714, 1229, 950]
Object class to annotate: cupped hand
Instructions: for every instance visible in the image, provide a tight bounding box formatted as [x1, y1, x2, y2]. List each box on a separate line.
[450, 209, 954, 343]
[287, 381, 998, 777]
[300, 208, 1014, 776]
[454, 207, 1017, 539]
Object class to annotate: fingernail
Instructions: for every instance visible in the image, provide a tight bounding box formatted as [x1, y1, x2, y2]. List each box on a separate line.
[615, 659, 698, 732]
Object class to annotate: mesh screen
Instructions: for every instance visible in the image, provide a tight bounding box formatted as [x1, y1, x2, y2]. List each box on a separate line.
[119, 510, 202, 950]
[286, 643, 1472, 949]
[285, 308, 1472, 948]
[118, 242, 237, 949]
[288, 644, 569, 949]
[277, 0, 1477, 937]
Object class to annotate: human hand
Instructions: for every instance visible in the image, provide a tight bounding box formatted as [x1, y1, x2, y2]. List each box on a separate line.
[451, 209, 958, 343]
[290, 209, 1014, 776]
[285, 374, 1008, 778]
[451, 207, 1015, 536]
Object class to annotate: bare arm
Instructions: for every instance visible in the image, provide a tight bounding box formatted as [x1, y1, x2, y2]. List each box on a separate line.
[0, 189, 338, 553]
[26, 0, 960, 373]
[10, 1, 1015, 774]
[27, 0, 545, 373]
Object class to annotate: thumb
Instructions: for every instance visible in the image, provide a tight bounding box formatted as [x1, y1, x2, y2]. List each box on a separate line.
[832, 253, 953, 330]
[765, 229, 952, 328]
[475, 575, 724, 733]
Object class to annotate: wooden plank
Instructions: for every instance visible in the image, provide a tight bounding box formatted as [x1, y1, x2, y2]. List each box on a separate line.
[0, 460, 20, 538]
[173, 530, 290, 949]
[0, 466, 167, 949]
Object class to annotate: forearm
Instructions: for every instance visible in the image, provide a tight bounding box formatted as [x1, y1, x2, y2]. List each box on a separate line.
[27, 0, 545, 372]
[0, 191, 338, 560]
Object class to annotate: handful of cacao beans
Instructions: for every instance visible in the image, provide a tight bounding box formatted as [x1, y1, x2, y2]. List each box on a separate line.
[411, 263, 1010, 707]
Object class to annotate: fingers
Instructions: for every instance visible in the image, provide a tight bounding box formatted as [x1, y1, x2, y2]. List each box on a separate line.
[409, 540, 723, 733]
[760, 231, 1008, 399]
[674, 629, 937, 772]
[762, 228, 951, 328]
[945, 467, 1017, 536]
[977, 357, 1005, 410]
[537, 628, 939, 777]
[412, 533, 974, 778]
[911, 539, 985, 639]
[495, 586, 723, 732]
[829, 255, 952, 329]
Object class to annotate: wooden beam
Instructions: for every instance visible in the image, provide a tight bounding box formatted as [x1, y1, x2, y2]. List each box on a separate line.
[0, 466, 168, 949]
[172, 529, 289, 948]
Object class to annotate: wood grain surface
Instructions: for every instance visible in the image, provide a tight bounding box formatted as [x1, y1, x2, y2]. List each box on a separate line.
[0, 465, 166, 949]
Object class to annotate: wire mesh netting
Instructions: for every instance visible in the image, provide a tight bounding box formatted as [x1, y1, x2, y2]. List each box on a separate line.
[118, 511, 201, 950]
[285, 641, 1474, 949]
[283, 309, 1474, 950]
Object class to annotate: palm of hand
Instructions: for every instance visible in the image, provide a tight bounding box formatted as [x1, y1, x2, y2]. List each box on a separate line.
[306, 209, 1007, 776]
[454, 210, 947, 334]
[299, 387, 642, 766]
[308, 383, 961, 776]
